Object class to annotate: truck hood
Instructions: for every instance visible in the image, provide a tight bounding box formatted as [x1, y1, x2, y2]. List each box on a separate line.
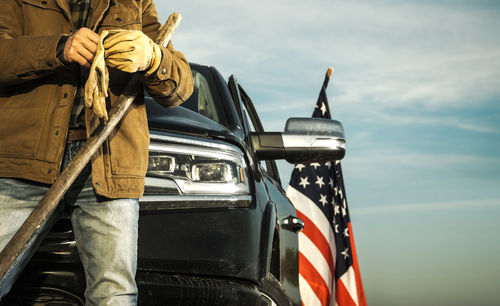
[146, 98, 237, 141]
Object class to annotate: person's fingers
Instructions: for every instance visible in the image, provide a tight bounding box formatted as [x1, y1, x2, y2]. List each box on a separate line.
[106, 53, 134, 66]
[98, 94, 108, 122]
[101, 30, 154, 73]
[98, 69, 108, 98]
[93, 90, 103, 118]
[80, 38, 98, 55]
[64, 42, 91, 67]
[103, 31, 138, 48]
[84, 81, 95, 108]
[64, 28, 99, 67]
[77, 47, 95, 66]
[105, 47, 135, 58]
[105, 59, 133, 73]
[72, 53, 92, 69]
[78, 27, 100, 44]
[100, 97, 108, 122]
[74, 29, 99, 54]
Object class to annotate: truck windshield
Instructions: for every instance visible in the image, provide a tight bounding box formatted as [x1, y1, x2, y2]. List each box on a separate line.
[180, 65, 228, 127]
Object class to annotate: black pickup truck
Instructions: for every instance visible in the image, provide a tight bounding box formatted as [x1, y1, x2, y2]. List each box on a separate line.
[2, 64, 345, 305]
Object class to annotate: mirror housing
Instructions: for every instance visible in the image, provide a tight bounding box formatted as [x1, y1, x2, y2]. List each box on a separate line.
[250, 118, 346, 164]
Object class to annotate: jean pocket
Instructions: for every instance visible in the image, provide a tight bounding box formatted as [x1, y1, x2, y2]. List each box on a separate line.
[0, 178, 47, 205]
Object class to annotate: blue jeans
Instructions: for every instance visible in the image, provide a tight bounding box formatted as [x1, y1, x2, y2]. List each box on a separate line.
[0, 141, 139, 305]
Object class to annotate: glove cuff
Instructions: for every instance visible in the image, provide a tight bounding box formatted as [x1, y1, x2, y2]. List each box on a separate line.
[145, 43, 162, 76]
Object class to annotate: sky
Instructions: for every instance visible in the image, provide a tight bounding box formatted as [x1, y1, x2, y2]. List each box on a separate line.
[156, 1, 500, 305]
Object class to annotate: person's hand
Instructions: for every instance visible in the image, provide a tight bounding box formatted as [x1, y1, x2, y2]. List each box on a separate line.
[64, 28, 100, 69]
[103, 30, 162, 75]
[85, 31, 110, 121]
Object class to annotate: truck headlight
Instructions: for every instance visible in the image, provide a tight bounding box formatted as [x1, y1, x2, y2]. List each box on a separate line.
[147, 142, 249, 195]
[191, 163, 233, 182]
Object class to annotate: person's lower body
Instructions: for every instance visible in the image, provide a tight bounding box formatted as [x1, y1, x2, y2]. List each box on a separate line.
[0, 140, 139, 305]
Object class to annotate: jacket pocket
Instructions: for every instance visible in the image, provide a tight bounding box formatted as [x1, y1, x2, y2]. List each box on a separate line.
[21, 0, 64, 35]
[106, 100, 149, 178]
[22, 0, 60, 11]
[101, 8, 141, 31]
[0, 82, 52, 158]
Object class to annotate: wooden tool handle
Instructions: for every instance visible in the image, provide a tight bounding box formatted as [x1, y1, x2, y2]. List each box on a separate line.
[156, 12, 182, 47]
[0, 12, 182, 294]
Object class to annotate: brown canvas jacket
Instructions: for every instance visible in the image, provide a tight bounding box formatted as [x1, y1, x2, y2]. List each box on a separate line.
[0, 0, 193, 198]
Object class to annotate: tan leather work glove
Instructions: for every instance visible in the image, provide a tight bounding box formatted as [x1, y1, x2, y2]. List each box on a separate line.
[85, 30, 110, 121]
[103, 30, 162, 75]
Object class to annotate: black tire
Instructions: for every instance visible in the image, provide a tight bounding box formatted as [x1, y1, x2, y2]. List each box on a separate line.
[257, 274, 292, 306]
[1, 287, 84, 305]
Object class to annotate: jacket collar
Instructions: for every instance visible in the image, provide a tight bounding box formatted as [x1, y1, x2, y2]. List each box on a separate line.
[54, 0, 72, 28]
[88, 0, 110, 32]
[55, 0, 111, 32]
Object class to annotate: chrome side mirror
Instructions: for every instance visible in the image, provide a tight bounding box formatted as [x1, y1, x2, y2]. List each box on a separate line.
[250, 118, 345, 163]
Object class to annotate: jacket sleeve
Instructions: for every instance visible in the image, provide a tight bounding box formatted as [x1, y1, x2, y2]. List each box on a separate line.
[0, 1, 64, 86]
[141, 0, 194, 108]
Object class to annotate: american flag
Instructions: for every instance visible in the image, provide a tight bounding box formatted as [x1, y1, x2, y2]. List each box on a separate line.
[286, 68, 366, 306]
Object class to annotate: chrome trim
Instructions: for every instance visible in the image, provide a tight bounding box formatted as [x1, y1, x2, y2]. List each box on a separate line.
[148, 143, 243, 164]
[144, 177, 180, 195]
[145, 177, 179, 189]
[150, 131, 240, 152]
[260, 293, 278, 306]
[281, 135, 345, 149]
[139, 195, 252, 210]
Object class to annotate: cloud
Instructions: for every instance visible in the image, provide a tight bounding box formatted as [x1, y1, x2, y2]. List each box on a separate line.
[346, 149, 500, 170]
[159, 0, 500, 113]
[356, 109, 500, 135]
[158, 1, 500, 206]
[351, 198, 500, 215]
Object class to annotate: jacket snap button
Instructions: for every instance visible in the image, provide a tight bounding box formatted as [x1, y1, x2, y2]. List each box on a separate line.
[64, 93, 68, 98]
[116, 17, 122, 22]
[55, 131, 60, 136]
[162, 68, 167, 74]
[47, 169, 52, 174]
[41, 1, 47, 5]
[32, 153, 37, 157]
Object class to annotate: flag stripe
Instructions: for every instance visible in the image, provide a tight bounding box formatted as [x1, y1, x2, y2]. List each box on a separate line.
[297, 210, 335, 275]
[336, 275, 358, 306]
[287, 186, 333, 241]
[339, 266, 359, 306]
[299, 274, 323, 306]
[348, 223, 366, 306]
[287, 186, 336, 265]
[299, 252, 331, 305]
[298, 232, 333, 292]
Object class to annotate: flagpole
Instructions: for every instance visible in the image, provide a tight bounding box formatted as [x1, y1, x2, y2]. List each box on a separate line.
[314, 67, 334, 119]
[288, 66, 367, 306]
[327, 67, 333, 79]
[324, 67, 334, 87]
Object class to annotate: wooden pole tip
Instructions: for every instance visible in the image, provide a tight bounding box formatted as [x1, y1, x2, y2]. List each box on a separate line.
[327, 67, 334, 78]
